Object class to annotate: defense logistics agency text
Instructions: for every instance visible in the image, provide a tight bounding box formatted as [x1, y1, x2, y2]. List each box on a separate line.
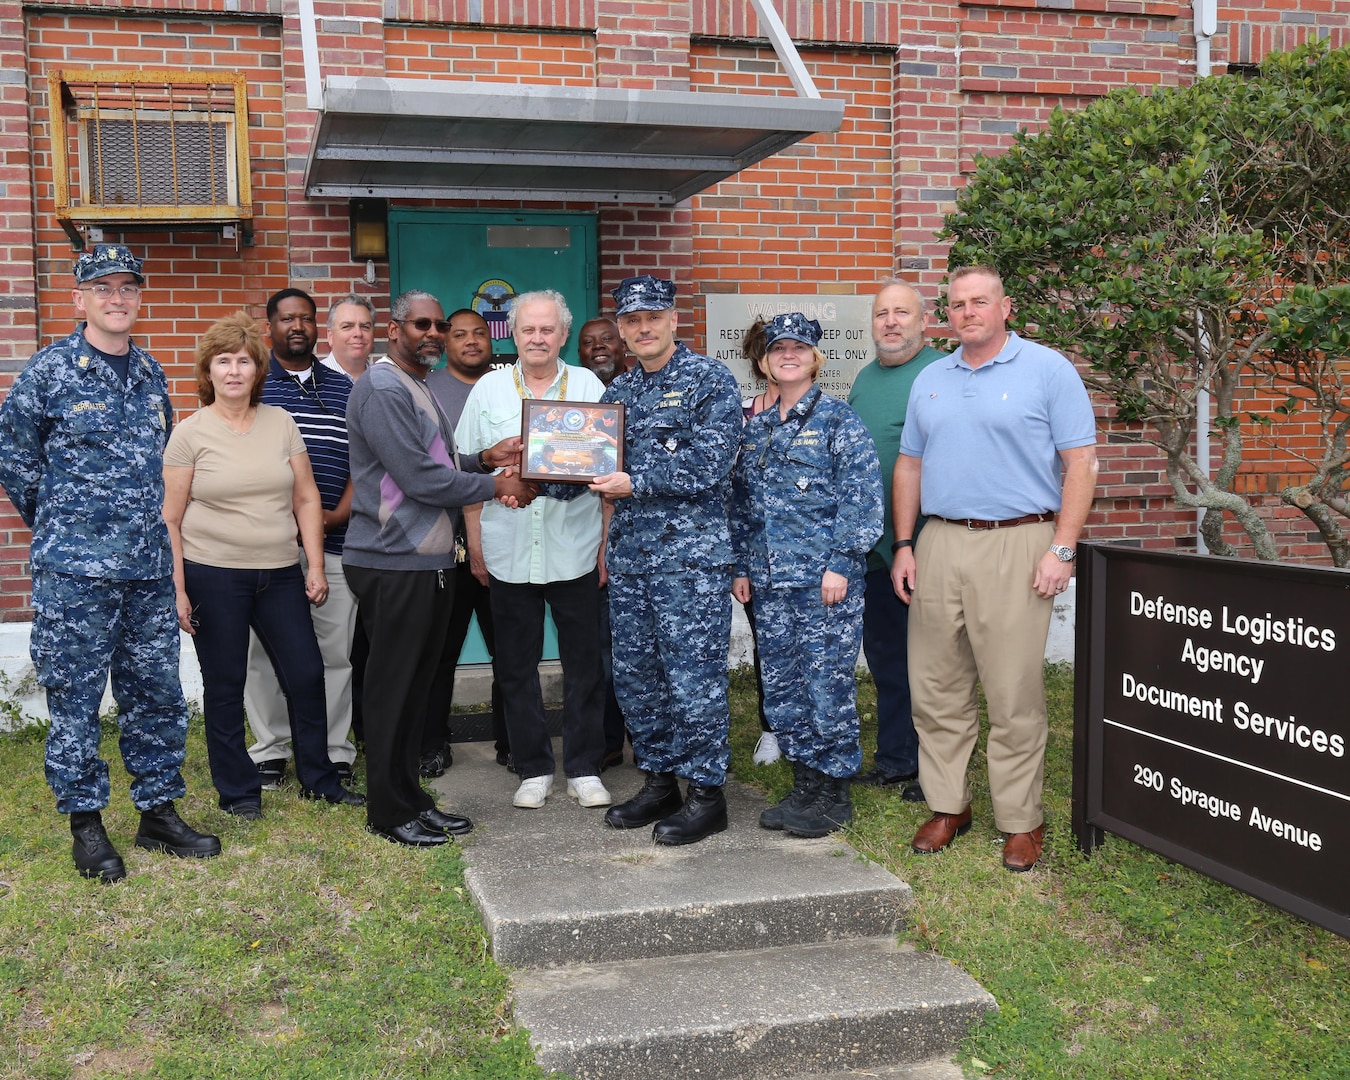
[1118, 590, 1344, 759]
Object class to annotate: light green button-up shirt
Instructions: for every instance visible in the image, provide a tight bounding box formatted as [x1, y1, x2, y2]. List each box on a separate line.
[454, 359, 606, 585]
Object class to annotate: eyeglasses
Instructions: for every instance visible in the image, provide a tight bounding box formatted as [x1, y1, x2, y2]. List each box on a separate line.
[401, 317, 451, 333]
[80, 282, 142, 299]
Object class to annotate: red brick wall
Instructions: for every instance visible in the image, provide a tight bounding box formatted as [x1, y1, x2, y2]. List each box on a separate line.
[688, 43, 896, 311]
[385, 26, 594, 82]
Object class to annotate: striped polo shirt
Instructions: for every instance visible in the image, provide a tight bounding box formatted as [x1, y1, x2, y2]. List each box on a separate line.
[262, 355, 352, 555]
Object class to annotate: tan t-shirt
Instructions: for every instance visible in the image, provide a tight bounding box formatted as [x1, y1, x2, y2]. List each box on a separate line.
[164, 403, 308, 569]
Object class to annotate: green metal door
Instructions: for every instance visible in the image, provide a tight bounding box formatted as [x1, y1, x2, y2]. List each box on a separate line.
[387, 210, 599, 666]
[389, 209, 597, 368]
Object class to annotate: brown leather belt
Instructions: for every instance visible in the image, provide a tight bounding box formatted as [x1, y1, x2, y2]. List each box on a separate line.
[933, 512, 1055, 530]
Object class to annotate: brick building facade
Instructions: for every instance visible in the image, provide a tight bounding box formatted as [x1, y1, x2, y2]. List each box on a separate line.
[0, 0, 1346, 618]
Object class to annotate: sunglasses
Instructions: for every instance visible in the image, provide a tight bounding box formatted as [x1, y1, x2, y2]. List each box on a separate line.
[401, 317, 452, 333]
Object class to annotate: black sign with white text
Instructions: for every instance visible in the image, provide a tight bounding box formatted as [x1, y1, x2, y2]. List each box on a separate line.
[1073, 545, 1350, 938]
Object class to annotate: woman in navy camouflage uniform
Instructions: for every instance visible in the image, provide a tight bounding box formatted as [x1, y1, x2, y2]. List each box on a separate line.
[731, 313, 883, 837]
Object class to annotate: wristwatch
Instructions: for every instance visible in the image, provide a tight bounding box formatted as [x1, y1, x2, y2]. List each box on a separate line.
[1049, 544, 1076, 563]
[891, 539, 914, 553]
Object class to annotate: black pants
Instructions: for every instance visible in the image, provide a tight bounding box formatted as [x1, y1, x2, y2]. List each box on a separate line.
[185, 561, 341, 809]
[490, 569, 606, 780]
[345, 564, 451, 830]
[422, 563, 508, 757]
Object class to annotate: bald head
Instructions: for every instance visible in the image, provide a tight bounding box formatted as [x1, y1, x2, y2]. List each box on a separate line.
[871, 280, 929, 368]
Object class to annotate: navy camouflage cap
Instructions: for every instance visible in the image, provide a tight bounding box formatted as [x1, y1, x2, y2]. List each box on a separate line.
[74, 244, 145, 285]
[762, 312, 823, 349]
[612, 274, 676, 316]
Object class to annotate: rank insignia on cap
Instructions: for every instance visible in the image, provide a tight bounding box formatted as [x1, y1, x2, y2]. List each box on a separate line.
[73, 244, 145, 285]
[762, 312, 823, 349]
[612, 275, 677, 316]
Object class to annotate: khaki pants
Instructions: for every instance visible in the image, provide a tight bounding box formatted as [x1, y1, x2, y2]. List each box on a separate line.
[907, 518, 1054, 834]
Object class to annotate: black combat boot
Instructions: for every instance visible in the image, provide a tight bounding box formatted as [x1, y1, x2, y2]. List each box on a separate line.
[782, 775, 853, 838]
[604, 772, 682, 829]
[71, 811, 126, 882]
[652, 784, 728, 846]
[759, 760, 822, 831]
[134, 802, 222, 859]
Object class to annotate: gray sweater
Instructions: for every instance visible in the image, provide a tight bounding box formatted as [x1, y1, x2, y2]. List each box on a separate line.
[342, 360, 494, 571]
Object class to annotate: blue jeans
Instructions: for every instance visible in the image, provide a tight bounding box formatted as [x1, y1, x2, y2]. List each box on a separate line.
[184, 561, 341, 809]
[862, 566, 919, 777]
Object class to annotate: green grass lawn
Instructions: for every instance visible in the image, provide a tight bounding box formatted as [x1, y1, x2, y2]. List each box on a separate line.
[1, 665, 1346, 1079]
[0, 715, 548, 1080]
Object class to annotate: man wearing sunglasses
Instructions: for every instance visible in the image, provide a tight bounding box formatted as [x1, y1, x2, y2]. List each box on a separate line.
[345, 290, 536, 847]
[243, 288, 358, 793]
[0, 244, 220, 881]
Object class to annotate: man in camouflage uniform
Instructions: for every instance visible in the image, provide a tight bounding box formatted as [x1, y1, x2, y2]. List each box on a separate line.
[590, 275, 742, 845]
[0, 245, 221, 882]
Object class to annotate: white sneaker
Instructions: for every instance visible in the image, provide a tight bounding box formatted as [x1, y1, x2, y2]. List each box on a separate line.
[566, 775, 612, 808]
[512, 775, 554, 809]
[753, 731, 782, 765]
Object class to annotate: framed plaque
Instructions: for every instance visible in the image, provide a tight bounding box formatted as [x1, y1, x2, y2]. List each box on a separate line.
[519, 399, 625, 483]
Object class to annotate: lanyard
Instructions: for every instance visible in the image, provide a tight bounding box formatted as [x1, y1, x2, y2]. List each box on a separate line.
[513, 363, 567, 400]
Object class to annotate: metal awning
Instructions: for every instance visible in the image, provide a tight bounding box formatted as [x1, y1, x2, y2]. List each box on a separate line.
[299, 0, 844, 205]
[303, 80, 845, 204]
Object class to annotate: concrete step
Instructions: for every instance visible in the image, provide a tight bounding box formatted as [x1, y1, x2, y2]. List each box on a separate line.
[784, 1060, 965, 1080]
[450, 746, 911, 967]
[468, 842, 910, 967]
[512, 936, 996, 1080]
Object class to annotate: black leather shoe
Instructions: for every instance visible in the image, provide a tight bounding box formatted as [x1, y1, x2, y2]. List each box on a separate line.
[419, 807, 474, 836]
[300, 787, 366, 807]
[223, 802, 263, 821]
[367, 819, 448, 847]
[604, 772, 682, 829]
[853, 765, 918, 788]
[334, 761, 354, 784]
[134, 802, 222, 859]
[419, 743, 452, 778]
[653, 785, 728, 846]
[70, 811, 126, 882]
[495, 749, 513, 768]
[901, 780, 926, 803]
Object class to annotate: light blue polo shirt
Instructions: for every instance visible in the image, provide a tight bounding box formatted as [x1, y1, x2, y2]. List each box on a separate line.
[898, 332, 1096, 520]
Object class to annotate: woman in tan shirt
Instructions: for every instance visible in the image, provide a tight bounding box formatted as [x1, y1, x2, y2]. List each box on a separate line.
[163, 314, 363, 818]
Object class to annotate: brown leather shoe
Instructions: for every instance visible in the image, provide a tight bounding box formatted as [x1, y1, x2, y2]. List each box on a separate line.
[910, 807, 973, 854]
[1002, 825, 1045, 872]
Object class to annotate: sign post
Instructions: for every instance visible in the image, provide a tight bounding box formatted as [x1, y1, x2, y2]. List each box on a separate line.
[1074, 544, 1350, 938]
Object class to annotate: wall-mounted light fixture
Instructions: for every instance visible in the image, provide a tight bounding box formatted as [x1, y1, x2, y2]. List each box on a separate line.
[349, 198, 388, 260]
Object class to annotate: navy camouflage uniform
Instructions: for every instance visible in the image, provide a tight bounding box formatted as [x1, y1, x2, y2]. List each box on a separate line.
[731, 385, 883, 778]
[602, 342, 742, 787]
[0, 325, 188, 814]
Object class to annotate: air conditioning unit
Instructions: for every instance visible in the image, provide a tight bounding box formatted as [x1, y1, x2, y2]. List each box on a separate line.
[50, 70, 253, 247]
[78, 108, 238, 209]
